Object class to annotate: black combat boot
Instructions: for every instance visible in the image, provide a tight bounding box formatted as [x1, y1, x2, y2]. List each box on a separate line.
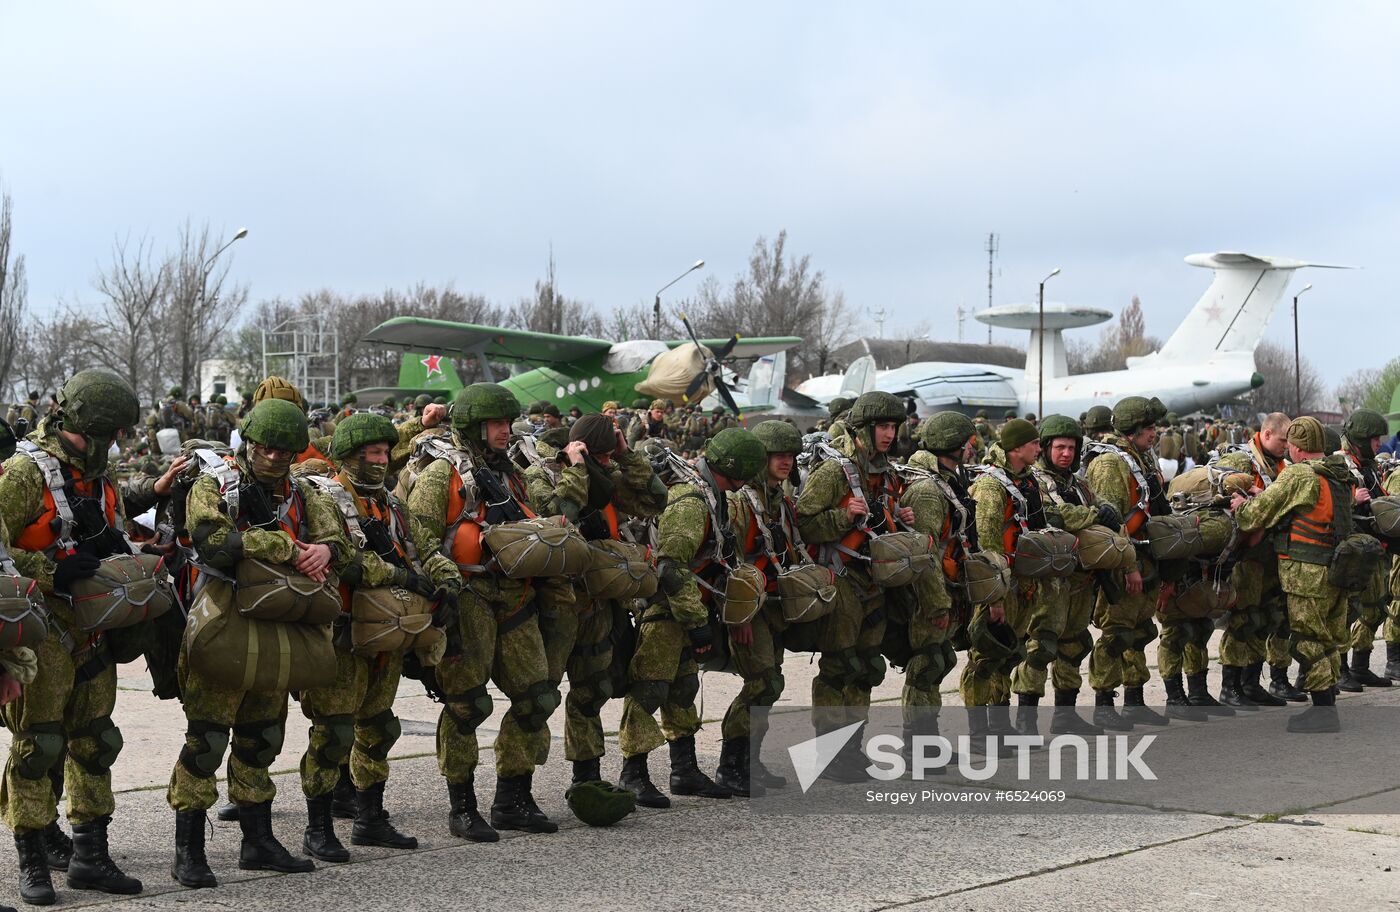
[215, 800, 239, 822]
[1013, 694, 1042, 743]
[489, 774, 557, 833]
[1121, 686, 1169, 726]
[1286, 688, 1341, 733]
[330, 764, 356, 819]
[172, 810, 217, 888]
[1092, 689, 1133, 732]
[1387, 643, 1400, 680]
[571, 757, 601, 786]
[352, 781, 419, 848]
[1164, 674, 1207, 721]
[1187, 671, 1236, 716]
[1240, 662, 1287, 705]
[447, 778, 499, 842]
[39, 823, 70, 873]
[1217, 665, 1255, 708]
[1049, 689, 1104, 735]
[714, 738, 759, 797]
[301, 795, 349, 862]
[967, 706, 1017, 756]
[907, 713, 957, 773]
[66, 816, 142, 895]
[1337, 655, 1363, 692]
[668, 735, 734, 796]
[1269, 664, 1308, 703]
[619, 753, 670, 808]
[750, 729, 787, 789]
[237, 801, 314, 873]
[1351, 650, 1392, 687]
[15, 830, 55, 906]
[987, 700, 1019, 738]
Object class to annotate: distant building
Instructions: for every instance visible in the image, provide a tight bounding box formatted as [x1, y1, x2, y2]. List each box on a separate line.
[199, 359, 244, 404]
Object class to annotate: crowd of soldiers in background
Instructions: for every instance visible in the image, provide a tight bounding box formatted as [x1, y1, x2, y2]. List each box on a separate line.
[0, 366, 1392, 908]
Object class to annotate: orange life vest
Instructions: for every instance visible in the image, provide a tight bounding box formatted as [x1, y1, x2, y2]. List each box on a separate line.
[443, 465, 535, 575]
[16, 468, 118, 560]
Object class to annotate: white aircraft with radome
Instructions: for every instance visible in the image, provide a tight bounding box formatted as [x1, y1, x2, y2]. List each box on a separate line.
[797, 252, 1350, 417]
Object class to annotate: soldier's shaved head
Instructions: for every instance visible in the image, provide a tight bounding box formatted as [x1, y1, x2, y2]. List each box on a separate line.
[1262, 412, 1291, 436]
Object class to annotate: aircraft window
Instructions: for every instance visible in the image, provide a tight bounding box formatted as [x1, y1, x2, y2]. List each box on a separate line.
[556, 386, 565, 397]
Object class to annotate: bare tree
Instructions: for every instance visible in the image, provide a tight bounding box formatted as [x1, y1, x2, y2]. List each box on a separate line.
[1248, 340, 1324, 415]
[506, 253, 605, 339]
[162, 222, 249, 394]
[1337, 366, 1384, 413]
[0, 192, 28, 399]
[81, 235, 169, 399]
[1068, 296, 1162, 374]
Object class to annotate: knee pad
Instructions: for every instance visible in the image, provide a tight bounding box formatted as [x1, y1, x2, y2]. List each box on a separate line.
[312, 714, 355, 767]
[179, 720, 230, 779]
[231, 718, 285, 769]
[573, 670, 613, 717]
[1061, 629, 1094, 666]
[1132, 620, 1159, 651]
[755, 670, 785, 707]
[906, 650, 944, 693]
[855, 650, 887, 689]
[509, 680, 561, 733]
[443, 685, 494, 731]
[14, 722, 66, 781]
[70, 715, 123, 775]
[1100, 625, 1130, 658]
[668, 672, 700, 709]
[359, 709, 401, 763]
[1025, 632, 1059, 672]
[817, 647, 860, 690]
[629, 679, 669, 715]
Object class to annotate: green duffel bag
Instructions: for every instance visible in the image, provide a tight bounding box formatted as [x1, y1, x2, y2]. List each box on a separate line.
[483, 517, 592, 579]
[583, 540, 659, 601]
[1329, 534, 1387, 592]
[1175, 578, 1236, 619]
[186, 586, 337, 692]
[1012, 528, 1079, 578]
[1145, 514, 1204, 561]
[1075, 525, 1135, 571]
[868, 531, 939, 587]
[350, 587, 442, 657]
[1370, 495, 1400, 538]
[234, 558, 341, 626]
[1195, 511, 1237, 556]
[777, 563, 838, 623]
[721, 563, 768, 625]
[962, 551, 1011, 605]
[69, 553, 175, 633]
[0, 574, 47, 649]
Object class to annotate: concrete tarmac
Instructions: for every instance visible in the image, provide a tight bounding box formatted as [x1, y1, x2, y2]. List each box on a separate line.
[0, 632, 1397, 911]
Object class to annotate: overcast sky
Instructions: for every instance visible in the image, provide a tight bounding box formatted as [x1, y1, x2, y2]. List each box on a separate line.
[2, 2, 1395, 392]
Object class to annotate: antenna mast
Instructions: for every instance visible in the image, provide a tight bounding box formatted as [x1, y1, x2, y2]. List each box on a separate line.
[985, 232, 998, 344]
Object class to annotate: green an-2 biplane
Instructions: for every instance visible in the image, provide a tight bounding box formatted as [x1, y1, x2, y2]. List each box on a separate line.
[351, 316, 801, 414]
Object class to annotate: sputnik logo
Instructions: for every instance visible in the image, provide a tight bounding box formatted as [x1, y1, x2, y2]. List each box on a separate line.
[421, 354, 443, 378]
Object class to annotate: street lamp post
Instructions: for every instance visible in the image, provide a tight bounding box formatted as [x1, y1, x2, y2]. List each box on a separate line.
[1293, 283, 1312, 416]
[653, 260, 705, 339]
[1037, 267, 1061, 418]
[194, 227, 248, 394]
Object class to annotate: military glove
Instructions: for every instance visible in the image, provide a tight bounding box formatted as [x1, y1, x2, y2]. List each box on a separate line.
[658, 560, 689, 597]
[1095, 503, 1123, 532]
[396, 568, 437, 598]
[686, 624, 715, 660]
[432, 589, 460, 631]
[52, 553, 102, 593]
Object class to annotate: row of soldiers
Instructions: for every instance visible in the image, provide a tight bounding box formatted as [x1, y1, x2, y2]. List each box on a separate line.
[0, 365, 1388, 907]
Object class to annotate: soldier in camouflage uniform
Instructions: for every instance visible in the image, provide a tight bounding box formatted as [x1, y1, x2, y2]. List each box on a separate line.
[796, 392, 912, 778]
[405, 383, 570, 841]
[168, 397, 352, 888]
[1336, 409, 1395, 689]
[295, 413, 461, 863]
[1029, 415, 1122, 734]
[814, 396, 853, 434]
[1231, 417, 1355, 732]
[714, 420, 806, 797]
[626, 399, 675, 448]
[146, 386, 197, 451]
[616, 429, 764, 807]
[708, 406, 738, 437]
[1213, 412, 1299, 705]
[522, 414, 667, 788]
[0, 370, 167, 904]
[6, 391, 41, 438]
[1084, 397, 1171, 730]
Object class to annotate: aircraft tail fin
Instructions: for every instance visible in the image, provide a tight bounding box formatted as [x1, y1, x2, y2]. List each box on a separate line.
[743, 352, 786, 409]
[839, 355, 877, 399]
[1153, 253, 1353, 361]
[397, 352, 463, 394]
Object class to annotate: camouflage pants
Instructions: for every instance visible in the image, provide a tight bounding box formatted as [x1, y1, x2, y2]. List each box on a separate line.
[1384, 556, 1400, 646]
[299, 648, 403, 797]
[1348, 562, 1391, 651]
[1286, 587, 1348, 693]
[1221, 559, 1290, 667]
[959, 600, 1011, 707]
[812, 571, 887, 733]
[901, 584, 955, 723]
[724, 605, 787, 741]
[540, 600, 615, 763]
[1088, 575, 1155, 691]
[1, 634, 118, 834]
[1156, 609, 1214, 678]
[1034, 574, 1096, 694]
[618, 604, 700, 757]
[435, 596, 554, 782]
[167, 650, 289, 812]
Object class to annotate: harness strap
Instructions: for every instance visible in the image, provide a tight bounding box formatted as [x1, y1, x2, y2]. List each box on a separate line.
[17, 442, 77, 554]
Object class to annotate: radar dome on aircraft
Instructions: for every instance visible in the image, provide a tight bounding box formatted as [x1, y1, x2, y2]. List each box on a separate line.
[975, 302, 1113, 379]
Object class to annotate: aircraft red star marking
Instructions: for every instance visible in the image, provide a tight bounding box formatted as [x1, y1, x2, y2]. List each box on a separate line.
[421, 354, 443, 377]
[1202, 302, 1225, 323]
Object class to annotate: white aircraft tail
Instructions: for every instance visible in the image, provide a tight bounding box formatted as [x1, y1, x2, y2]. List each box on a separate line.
[743, 351, 786, 409]
[839, 355, 877, 399]
[1149, 252, 1352, 362]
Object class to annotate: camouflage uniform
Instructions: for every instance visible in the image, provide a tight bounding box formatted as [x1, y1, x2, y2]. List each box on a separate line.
[1339, 441, 1391, 683]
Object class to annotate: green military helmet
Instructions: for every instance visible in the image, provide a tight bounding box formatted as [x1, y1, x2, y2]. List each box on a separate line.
[967, 609, 1022, 665]
[433, 396, 447, 405]
[168, 385, 184, 400]
[1164, 411, 1179, 425]
[1111, 396, 1154, 435]
[751, 419, 802, 455]
[382, 397, 397, 409]
[1083, 405, 1113, 434]
[241, 398, 310, 454]
[452, 382, 522, 441]
[1038, 414, 1084, 471]
[827, 396, 854, 419]
[1323, 424, 1343, 455]
[705, 428, 766, 481]
[414, 393, 433, 409]
[975, 409, 988, 420]
[1343, 408, 1388, 443]
[631, 398, 650, 410]
[565, 779, 636, 827]
[711, 406, 726, 417]
[214, 394, 227, 405]
[1147, 396, 1168, 423]
[329, 412, 398, 461]
[527, 400, 545, 416]
[59, 369, 141, 437]
[846, 391, 906, 429]
[918, 411, 976, 454]
[1003, 409, 1017, 420]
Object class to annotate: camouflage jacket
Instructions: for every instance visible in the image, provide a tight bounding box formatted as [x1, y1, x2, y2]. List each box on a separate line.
[1234, 456, 1355, 595]
[1085, 434, 1162, 529]
[899, 451, 959, 613]
[523, 449, 666, 532]
[970, 445, 1046, 558]
[795, 431, 899, 549]
[1214, 433, 1287, 488]
[655, 470, 736, 629]
[324, 469, 459, 592]
[1032, 458, 1099, 532]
